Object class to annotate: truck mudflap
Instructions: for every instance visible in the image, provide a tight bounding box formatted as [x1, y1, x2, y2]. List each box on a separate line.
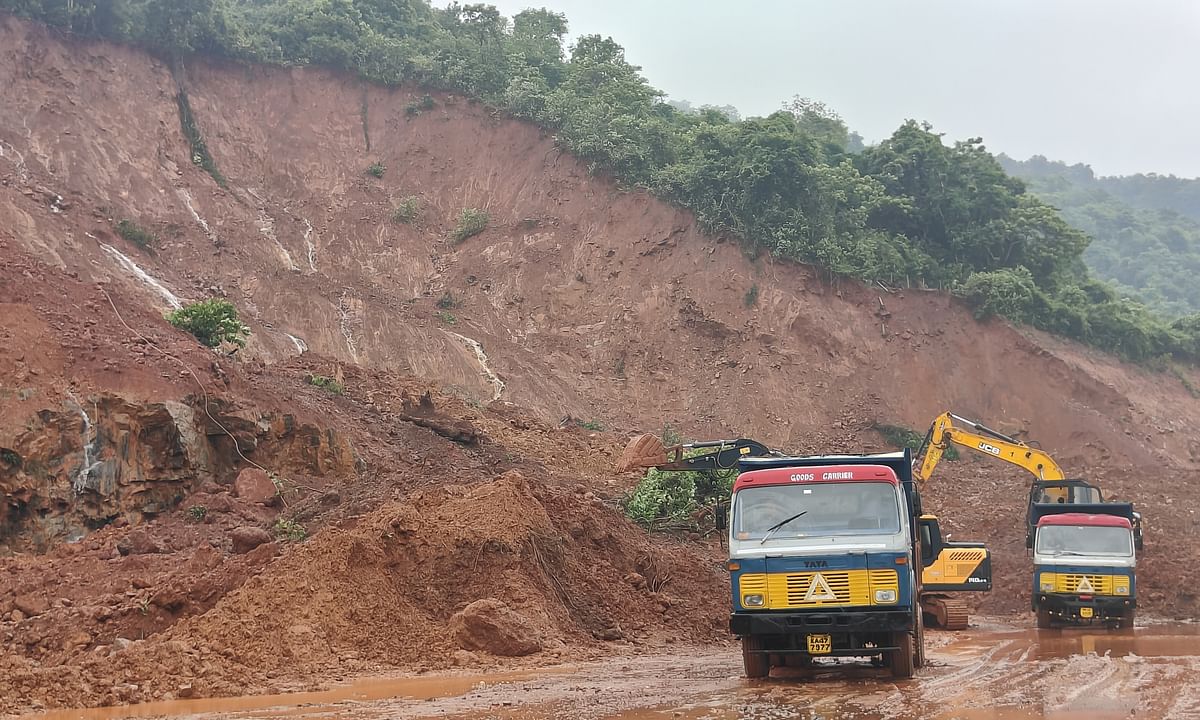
[1036, 594, 1135, 624]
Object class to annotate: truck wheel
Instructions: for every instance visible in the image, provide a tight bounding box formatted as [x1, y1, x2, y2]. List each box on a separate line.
[1036, 607, 1053, 630]
[741, 636, 770, 679]
[1118, 609, 1135, 630]
[889, 631, 915, 679]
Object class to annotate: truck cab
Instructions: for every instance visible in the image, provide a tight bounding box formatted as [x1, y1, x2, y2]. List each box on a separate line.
[1032, 512, 1137, 629]
[725, 451, 922, 678]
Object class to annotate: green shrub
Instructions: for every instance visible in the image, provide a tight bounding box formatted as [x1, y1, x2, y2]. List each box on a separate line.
[873, 423, 925, 451]
[623, 468, 696, 527]
[167, 299, 250, 348]
[366, 162, 386, 178]
[307, 374, 344, 395]
[116, 219, 156, 252]
[0, 448, 21, 468]
[187, 505, 207, 521]
[743, 284, 759, 307]
[405, 94, 436, 116]
[451, 208, 488, 243]
[436, 291, 460, 310]
[273, 518, 307, 542]
[435, 310, 457, 324]
[392, 196, 422, 224]
[578, 419, 604, 431]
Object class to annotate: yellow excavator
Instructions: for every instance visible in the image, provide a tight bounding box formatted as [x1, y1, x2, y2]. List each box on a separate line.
[617, 434, 991, 630]
[913, 412, 1143, 548]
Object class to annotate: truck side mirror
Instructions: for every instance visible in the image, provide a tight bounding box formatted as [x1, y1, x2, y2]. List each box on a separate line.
[715, 503, 728, 530]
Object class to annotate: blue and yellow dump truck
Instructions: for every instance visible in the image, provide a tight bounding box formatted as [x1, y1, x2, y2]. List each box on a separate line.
[722, 451, 926, 677]
[616, 436, 990, 678]
[1031, 508, 1139, 629]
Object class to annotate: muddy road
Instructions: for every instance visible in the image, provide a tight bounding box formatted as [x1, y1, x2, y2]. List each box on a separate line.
[26, 619, 1200, 720]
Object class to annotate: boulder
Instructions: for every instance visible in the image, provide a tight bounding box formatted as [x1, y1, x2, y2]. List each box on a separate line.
[13, 594, 49, 617]
[116, 530, 164, 556]
[448, 599, 543, 657]
[233, 468, 276, 505]
[230, 526, 273, 554]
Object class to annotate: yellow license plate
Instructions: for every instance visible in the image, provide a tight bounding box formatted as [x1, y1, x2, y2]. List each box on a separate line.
[1080, 607, 1094, 618]
[806, 634, 832, 654]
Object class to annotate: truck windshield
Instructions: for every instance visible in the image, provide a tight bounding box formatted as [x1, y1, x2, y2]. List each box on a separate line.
[1036, 525, 1133, 556]
[733, 482, 900, 540]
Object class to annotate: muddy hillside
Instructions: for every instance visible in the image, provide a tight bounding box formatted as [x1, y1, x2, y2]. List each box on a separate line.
[1, 15, 1198, 714]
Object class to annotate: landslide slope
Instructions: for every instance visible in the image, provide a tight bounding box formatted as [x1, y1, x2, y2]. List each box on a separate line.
[2, 17, 1200, 711]
[2, 17, 1197, 469]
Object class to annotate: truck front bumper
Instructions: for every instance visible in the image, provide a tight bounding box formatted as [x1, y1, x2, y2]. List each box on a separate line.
[1036, 594, 1135, 624]
[731, 610, 912, 657]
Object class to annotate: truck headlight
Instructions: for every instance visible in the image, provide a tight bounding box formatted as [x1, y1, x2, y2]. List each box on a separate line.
[1040, 574, 1055, 592]
[743, 594, 765, 607]
[874, 589, 896, 604]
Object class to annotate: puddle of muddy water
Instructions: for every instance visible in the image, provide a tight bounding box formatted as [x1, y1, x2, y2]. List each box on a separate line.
[28, 668, 572, 720]
[944, 624, 1200, 661]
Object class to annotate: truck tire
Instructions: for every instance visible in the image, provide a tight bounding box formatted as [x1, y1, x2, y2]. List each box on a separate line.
[1118, 608, 1135, 630]
[741, 636, 770, 678]
[889, 631, 915, 679]
[1036, 607, 1053, 629]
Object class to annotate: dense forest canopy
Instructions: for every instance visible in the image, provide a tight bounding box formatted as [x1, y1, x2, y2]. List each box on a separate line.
[3, 0, 1199, 364]
[1001, 155, 1200, 319]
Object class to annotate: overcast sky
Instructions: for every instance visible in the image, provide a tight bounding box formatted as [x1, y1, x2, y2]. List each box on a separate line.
[488, 0, 1200, 178]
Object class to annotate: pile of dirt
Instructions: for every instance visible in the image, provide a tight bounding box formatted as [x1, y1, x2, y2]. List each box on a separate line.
[0, 467, 728, 710]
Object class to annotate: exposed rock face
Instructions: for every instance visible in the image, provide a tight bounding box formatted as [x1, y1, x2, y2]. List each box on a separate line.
[0, 394, 352, 552]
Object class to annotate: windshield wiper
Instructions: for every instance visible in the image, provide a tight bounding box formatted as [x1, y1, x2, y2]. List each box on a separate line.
[1051, 550, 1087, 556]
[760, 511, 807, 545]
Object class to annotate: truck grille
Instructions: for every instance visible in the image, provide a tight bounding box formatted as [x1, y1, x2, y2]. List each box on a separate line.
[1052, 573, 1114, 595]
[739, 569, 898, 609]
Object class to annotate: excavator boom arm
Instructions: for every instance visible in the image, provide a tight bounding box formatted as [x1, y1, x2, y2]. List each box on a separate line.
[916, 412, 1066, 483]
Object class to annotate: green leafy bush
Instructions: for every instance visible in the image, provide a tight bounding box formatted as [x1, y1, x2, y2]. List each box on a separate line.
[405, 94, 435, 116]
[187, 505, 207, 521]
[167, 299, 250, 348]
[435, 310, 456, 324]
[392, 196, 422, 224]
[273, 518, 307, 542]
[452, 208, 488, 243]
[743, 285, 759, 308]
[436, 291, 459, 310]
[366, 162, 386, 178]
[307, 374, 344, 395]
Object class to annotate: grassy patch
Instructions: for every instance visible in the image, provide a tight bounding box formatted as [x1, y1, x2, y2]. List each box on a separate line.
[273, 518, 307, 542]
[307, 374, 344, 395]
[392, 196, 421, 224]
[451, 208, 488, 243]
[116, 219, 156, 252]
[744, 284, 759, 307]
[435, 310, 457, 324]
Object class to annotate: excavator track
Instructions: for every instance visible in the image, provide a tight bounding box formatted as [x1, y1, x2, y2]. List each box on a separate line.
[923, 595, 970, 630]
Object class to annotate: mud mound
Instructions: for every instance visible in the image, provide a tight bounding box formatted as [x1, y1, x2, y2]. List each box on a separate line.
[0, 470, 726, 710]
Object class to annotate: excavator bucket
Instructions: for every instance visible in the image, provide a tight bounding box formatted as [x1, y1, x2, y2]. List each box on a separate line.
[616, 433, 667, 473]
